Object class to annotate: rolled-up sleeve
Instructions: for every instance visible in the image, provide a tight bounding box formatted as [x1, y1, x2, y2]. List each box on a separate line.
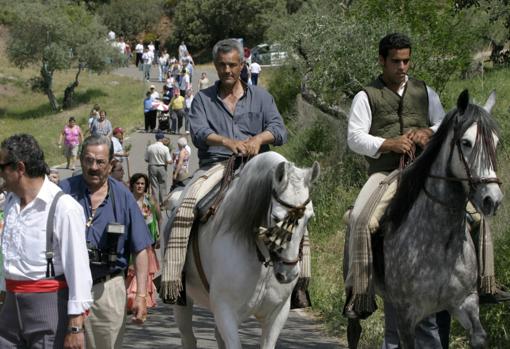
[55, 196, 93, 315]
[262, 94, 287, 146]
[188, 93, 215, 149]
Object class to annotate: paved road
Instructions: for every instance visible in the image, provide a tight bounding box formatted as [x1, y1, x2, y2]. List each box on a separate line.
[56, 63, 345, 348]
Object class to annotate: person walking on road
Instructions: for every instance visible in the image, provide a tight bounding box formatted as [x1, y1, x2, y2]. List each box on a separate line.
[59, 135, 153, 349]
[249, 61, 261, 85]
[170, 90, 186, 134]
[90, 110, 113, 138]
[144, 91, 157, 133]
[58, 116, 83, 170]
[0, 134, 92, 349]
[144, 132, 173, 205]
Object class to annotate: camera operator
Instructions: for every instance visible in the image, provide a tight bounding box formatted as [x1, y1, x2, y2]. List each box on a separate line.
[60, 135, 153, 349]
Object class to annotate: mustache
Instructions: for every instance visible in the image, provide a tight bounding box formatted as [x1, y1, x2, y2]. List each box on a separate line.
[87, 170, 102, 176]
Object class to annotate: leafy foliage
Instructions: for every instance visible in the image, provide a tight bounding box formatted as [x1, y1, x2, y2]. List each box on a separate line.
[169, 0, 287, 58]
[271, 0, 488, 103]
[6, 0, 119, 110]
[97, 0, 164, 41]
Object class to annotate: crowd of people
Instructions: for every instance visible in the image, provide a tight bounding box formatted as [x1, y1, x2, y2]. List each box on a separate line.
[1, 32, 507, 349]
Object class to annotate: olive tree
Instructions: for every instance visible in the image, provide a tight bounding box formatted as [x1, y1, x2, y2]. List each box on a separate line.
[271, 0, 486, 104]
[170, 0, 287, 55]
[7, 0, 119, 111]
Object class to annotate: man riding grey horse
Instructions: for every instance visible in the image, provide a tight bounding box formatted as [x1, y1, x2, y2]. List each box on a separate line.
[344, 33, 453, 348]
[160, 38, 290, 304]
[344, 32, 510, 348]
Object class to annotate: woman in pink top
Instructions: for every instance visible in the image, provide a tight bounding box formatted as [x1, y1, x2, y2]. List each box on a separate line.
[58, 116, 83, 170]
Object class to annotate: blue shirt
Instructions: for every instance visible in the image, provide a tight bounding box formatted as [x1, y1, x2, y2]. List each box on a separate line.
[144, 97, 153, 113]
[188, 81, 287, 163]
[59, 176, 153, 279]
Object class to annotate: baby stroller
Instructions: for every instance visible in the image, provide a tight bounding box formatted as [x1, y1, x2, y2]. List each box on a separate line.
[158, 111, 171, 132]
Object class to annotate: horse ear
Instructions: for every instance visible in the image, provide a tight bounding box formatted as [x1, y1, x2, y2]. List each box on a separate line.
[307, 161, 320, 185]
[457, 89, 470, 114]
[274, 161, 289, 190]
[483, 90, 496, 114]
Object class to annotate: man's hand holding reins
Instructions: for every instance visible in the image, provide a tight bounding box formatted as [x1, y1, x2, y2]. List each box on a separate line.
[380, 134, 415, 155]
[408, 128, 433, 148]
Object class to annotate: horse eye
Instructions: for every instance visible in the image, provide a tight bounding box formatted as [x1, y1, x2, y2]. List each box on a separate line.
[461, 139, 472, 148]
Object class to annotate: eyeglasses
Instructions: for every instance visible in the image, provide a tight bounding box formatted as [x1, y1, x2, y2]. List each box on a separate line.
[0, 162, 14, 171]
[82, 157, 109, 168]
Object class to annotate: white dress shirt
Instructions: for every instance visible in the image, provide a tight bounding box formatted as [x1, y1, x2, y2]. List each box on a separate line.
[1, 177, 93, 314]
[250, 62, 262, 74]
[347, 76, 445, 158]
[145, 141, 172, 165]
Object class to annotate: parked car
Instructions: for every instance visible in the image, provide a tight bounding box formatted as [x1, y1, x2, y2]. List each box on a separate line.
[251, 43, 288, 66]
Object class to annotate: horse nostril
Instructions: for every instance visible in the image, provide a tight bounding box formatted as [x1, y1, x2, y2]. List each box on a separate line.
[483, 196, 495, 215]
[275, 272, 285, 282]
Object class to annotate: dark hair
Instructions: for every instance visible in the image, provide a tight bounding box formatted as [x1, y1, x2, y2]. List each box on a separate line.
[80, 135, 114, 161]
[379, 33, 412, 59]
[130, 173, 149, 193]
[1, 134, 48, 178]
[68, 116, 76, 122]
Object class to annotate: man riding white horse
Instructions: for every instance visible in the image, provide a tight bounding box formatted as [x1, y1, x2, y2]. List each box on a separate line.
[159, 38, 298, 304]
[342, 32, 508, 349]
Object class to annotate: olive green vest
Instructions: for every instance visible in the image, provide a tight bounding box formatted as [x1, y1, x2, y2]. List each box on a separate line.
[364, 76, 429, 174]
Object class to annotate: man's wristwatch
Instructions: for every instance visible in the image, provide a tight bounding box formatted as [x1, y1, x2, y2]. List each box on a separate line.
[67, 326, 84, 334]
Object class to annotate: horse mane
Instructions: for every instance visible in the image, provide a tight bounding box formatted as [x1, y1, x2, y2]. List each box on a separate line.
[383, 101, 499, 231]
[211, 151, 287, 245]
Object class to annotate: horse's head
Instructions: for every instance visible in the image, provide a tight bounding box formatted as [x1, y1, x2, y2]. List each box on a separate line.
[449, 90, 503, 216]
[259, 160, 320, 284]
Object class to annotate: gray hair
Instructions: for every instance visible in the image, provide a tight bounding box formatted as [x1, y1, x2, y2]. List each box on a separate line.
[80, 135, 114, 161]
[212, 39, 244, 62]
[177, 137, 187, 147]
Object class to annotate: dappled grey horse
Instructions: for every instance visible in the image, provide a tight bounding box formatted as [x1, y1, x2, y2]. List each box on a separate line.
[349, 90, 503, 348]
[172, 151, 319, 349]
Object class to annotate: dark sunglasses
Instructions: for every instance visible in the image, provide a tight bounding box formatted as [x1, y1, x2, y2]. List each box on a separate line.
[0, 162, 14, 171]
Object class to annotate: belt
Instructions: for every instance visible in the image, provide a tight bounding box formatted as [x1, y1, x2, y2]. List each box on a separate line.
[149, 164, 166, 166]
[93, 270, 123, 285]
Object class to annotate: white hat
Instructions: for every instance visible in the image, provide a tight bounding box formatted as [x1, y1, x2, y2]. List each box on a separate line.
[150, 84, 156, 89]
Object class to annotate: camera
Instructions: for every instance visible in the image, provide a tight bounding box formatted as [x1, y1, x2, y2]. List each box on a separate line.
[87, 223, 125, 267]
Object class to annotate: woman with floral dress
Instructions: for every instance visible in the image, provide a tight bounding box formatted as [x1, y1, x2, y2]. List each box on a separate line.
[126, 173, 160, 310]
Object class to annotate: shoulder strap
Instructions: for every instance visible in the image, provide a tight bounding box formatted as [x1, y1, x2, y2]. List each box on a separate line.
[46, 191, 65, 278]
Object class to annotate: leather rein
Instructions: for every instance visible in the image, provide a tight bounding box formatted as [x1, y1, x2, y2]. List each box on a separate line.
[426, 133, 501, 207]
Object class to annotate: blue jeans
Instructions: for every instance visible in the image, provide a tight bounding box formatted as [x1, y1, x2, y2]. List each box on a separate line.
[382, 301, 450, 348]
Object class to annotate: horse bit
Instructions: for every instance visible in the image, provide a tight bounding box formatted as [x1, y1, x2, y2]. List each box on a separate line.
[256, 189, 310, 267]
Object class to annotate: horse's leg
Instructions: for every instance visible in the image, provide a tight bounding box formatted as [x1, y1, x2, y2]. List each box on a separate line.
[451, 293, 487, 349]
[260, 300, 291, 349]
[214, 326, 226, 349]
[174, 302, 197, 349]
[347, 318, 362, 349]
[211, 302, 242, 349]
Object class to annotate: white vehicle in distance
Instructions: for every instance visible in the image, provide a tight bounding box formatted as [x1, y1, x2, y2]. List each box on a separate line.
[251, 43, 288, 66]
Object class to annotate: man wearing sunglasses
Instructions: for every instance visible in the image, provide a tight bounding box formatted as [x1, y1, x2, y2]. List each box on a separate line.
[0, 134, 92, 349]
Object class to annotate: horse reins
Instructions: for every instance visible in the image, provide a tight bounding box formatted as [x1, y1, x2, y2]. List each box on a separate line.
[429, 138, 501, 188]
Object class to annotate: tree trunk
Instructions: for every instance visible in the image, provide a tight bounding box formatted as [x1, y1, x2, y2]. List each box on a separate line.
[63, 64, 83, 110]
[41, 63, 59, 111]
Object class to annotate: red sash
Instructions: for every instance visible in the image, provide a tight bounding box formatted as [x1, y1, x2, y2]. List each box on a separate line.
[6, 278, 68, 293]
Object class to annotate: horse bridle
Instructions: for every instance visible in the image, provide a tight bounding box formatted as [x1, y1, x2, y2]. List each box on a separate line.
[429, 136, 502, 189]
[256, 189, 310, 267]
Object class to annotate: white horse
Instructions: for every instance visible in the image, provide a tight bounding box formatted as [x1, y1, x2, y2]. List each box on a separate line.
[172, 151, 320, 349]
